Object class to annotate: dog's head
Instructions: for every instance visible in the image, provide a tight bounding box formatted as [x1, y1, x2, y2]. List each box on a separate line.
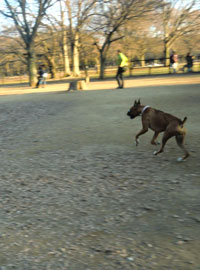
[127, 99, 142, 119]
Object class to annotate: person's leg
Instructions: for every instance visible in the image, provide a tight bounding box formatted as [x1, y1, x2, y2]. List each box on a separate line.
[36, 78, 41, 88]
[188, 64, 192, 72]
[116, 68, 121, 88]
[119, 69, 124, 88]
[173, 63, 177, 73]
[41, 77, 45, 87]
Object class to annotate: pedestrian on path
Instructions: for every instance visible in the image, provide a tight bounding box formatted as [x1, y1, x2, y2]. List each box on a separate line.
[36, 65, 47, 88]
[170, 51, 178, 73]
[182, 52, 193, 73]
[116, 50, 128, 89]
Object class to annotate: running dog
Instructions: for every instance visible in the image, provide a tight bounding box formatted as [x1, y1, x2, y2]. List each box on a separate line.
[127, 99, 190, 161]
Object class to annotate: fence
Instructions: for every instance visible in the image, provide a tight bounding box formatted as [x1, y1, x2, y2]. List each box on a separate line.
[102, 60, 200, 78]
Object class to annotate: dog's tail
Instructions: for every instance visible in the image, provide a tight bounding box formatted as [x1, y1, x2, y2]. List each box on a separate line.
[180, 117, 187, 126]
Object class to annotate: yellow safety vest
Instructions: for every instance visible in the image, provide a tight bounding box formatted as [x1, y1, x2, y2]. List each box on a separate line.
[117, 53, 128, 67]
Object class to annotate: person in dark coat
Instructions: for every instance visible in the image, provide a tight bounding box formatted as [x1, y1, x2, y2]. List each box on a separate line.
[36, 65, 44, 88]
[184, 53, 193, 72]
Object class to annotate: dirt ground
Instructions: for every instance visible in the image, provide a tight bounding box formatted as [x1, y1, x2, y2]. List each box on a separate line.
[0, 74, 200, 270]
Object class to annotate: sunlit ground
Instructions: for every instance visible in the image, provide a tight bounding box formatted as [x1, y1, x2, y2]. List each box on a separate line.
[0, 72, 200, 96]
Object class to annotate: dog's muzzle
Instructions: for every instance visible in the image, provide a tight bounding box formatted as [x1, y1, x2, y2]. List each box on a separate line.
[127, 111, 134, 118]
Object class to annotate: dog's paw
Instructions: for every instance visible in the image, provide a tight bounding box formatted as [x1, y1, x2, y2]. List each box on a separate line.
[135, 138, 139, 146]
[177, 157, 185, 162]
[153, 151, 158, 155]
[151, 141, 160, 146]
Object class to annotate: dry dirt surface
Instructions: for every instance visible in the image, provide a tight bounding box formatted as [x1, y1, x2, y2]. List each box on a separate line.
[0, 74, 200, 270]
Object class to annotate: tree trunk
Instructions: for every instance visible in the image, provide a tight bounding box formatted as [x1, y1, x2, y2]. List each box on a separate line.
[27, 48, 37, 87]
[46, 56, 57, 78]
[60, 2, 71, 77]
[164, 41, 170, 66]
[5, 62, 10, 76]
[95, 57, 100, 75]
[72, 32, 80, 77]
[63, 32, 71, 76]
[100, 51, 106, 79]
[140, 54, 145, 67]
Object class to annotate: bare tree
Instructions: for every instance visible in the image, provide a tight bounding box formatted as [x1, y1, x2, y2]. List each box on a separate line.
[155, 0, 200, 65]
[0, 0, 56, 86]
[37, 5, 72, 78]
[65, 0, 97, 77]
[180, 32, 200, 55]
[91, 0, 158, 79]
[59, 0, 71, 76]
[119, 14, 163, 67]
[36, 29, 58, 78]
[0, 27, 27, 73]
[0, 34, 27, 77]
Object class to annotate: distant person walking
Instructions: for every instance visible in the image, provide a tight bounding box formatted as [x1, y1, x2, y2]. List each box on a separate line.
[36, 65, 47, 88]
[116, 50, 128, 89]
[183, 53, 193, 72]
[170, 51, 178, 73]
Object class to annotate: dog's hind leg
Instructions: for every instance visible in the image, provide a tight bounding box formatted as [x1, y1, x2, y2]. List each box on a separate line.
[176, 134, 190, 161]
[153, 131, 174, 156]
[151, 131, 160, 145]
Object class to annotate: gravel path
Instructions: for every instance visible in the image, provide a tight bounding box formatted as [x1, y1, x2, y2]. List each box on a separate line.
[0, 77, 200, 269]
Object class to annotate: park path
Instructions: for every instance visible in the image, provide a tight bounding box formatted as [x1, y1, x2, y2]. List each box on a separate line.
[0, 73, 200, 95]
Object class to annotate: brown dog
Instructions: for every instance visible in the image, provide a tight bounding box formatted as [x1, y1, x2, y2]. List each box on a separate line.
[127, 99, 190, 161]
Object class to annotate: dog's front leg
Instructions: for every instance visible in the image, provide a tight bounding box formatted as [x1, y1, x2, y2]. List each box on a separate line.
[135, 128, 148, 146]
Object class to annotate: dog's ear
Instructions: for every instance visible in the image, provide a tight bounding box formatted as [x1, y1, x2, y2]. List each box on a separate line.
[134, 99, 141, 107]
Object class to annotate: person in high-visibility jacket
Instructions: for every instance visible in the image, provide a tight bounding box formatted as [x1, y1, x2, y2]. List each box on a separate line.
[116, 50, 128, 88]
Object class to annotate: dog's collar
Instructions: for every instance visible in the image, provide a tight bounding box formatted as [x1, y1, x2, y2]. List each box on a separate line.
[141, 105, 150, 115]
